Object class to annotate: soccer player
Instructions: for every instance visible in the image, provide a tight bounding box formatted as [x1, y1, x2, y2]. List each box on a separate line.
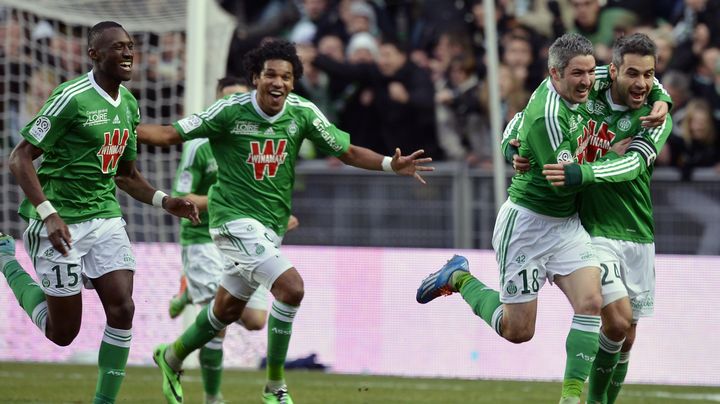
[168, 76, 299, 404]
[417, 33, 604, 404]
[138, 39, 433, 404]
[541, 33, 672, 404]
[0, 21, 198, 404]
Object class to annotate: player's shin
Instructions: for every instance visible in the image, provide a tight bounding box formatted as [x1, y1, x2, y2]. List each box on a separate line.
[587, 330, 624, 403]
[94, 326, 132, 404]
[171, 304, 228, 366]
[266, 300, 298, 390]
[200, 336, 225, 398]
[606, 351, 630, 404]
[561, 315, 601, 399]
[457, 275, 503, 335]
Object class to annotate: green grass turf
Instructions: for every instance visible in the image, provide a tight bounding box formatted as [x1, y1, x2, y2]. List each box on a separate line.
[1, 362, 719, 403]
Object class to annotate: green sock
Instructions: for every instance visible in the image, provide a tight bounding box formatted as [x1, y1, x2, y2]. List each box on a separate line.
[606, 352, 630, 404]
[1, 259, 47, 324]
[200, 337, 224, 396]
[561, 315, 601, 398]
[172, 306, 227, 360]
[267, 301, 298, 383]
[94, 326, 132, 404]
[587, 331, 624, 403]
[455, 274, 503, 335]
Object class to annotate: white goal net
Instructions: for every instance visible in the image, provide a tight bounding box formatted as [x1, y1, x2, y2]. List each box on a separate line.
[0, 0, 234, 242]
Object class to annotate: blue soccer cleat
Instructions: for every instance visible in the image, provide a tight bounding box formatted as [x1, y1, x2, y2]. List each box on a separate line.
[0, 232, 16, 256]
[416, 255, 469, 304]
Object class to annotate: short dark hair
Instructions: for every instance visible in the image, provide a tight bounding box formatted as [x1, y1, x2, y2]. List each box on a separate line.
[216, 76, 248, 94]
[612, 33, 657, 68]
[88, 21, 124, 48]
[242, 39, 304, 84]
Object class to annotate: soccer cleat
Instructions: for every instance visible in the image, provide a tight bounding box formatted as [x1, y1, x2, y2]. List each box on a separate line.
[153, 344, 184, 404]
[204, 393, 225, 404]
[262, 386, 294, 404]
[416, 255, 469, 304]
[168, 290, 189, 319]
[0, 232, 16, 256]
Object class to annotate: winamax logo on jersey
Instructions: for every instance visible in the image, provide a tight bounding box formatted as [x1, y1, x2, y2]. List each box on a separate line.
[246, 139, 287, 180]
[97, 128, 130, 173]
[575, 120, 616, 163]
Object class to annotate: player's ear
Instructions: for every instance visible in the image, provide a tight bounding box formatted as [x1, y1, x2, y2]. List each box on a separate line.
[609, 63, 617, 81]
[88, 47, 97, 61]
[252, 73, 259, 88]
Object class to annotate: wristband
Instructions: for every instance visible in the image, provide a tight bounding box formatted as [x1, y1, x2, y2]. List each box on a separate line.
[152, 190, 168, 208]
[381, 156, 394, 173]
[36, 200, 57, 221]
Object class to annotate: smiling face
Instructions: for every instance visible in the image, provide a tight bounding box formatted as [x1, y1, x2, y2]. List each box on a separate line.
[550, 54, 595, 104]
[253, 59, 294, 116]
[89, 27, 134, 82]
[610, 53, 655, 109]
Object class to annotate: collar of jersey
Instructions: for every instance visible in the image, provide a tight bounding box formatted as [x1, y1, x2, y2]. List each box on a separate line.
[87, 70, 122, 108]
[250, 90, 286, 123]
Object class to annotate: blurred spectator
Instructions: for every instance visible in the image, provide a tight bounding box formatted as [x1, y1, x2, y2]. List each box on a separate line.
[336, 32, 384, 151]
[677, 99, 720, 179]
[568, 0, 636, 62]
[658, 70, 693, 166]
[434, 55, 483, 164]
[312, 38, 441, 158]
[222, 0, 301, 78]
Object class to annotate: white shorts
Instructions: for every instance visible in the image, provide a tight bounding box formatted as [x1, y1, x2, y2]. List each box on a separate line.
[592, 236, 655, 320]
[493, 200, 600, 304]
[210, 218, 292, 302]
[182, 242, 269, 310]
[23, 217, 135, 297]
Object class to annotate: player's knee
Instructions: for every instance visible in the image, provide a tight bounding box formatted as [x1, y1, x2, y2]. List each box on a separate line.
[214, 302, 243, 324]
[577, 293, 603, 316]
[106, 298, 135, 325]
[502, 323, 535, 344]
[604, 315, 631, 340]
[276, 284, 304, 306]
[241, 310, 267, 331]
[48, 328, 80, 346]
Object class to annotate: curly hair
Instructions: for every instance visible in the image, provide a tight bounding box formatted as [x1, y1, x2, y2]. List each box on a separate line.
[242, 39, 304, 86]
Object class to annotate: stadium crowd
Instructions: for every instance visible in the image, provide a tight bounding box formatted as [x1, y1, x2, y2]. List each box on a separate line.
[1, 0, 720, 179]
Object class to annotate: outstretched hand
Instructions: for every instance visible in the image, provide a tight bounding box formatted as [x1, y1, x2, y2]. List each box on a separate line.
[165, 197, 200, 224]
[542, 163, 569, 186]
[45, 214, 72, 257]
[390, 148, 435, 184]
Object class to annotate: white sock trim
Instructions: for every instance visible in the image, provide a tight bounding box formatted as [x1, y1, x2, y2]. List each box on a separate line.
[270, 301, 298, 323]
[618, 351, 631, 363]
[571, 314, 601, 334]
[204, 336, 224, 350]
[102, 325, 132, 348]
[491, 306, 504, 336]
[31, 301, 48, 334]
[207, 301, 229, 331]
[598, 330, 624, 354]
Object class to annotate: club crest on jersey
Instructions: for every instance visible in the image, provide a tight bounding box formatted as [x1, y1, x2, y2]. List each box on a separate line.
[575, 119, 616, 163]
[97, 128, 130, 173]
[246, 139, 287, 180]
[83, 109, 109, 127]
[287, 120, 298, 137]
[30, 116, 51, 142]
[178, 115, 202, 133]
[618, 115, 632, 132]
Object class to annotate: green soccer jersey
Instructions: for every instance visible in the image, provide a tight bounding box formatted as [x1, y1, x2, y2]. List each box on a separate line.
[505, 78, 586, 217]
[574, 86, 673, 243]
[172, 139, 216, 245]
[18, 71, 139, 224]
[173, 91, 350, 234]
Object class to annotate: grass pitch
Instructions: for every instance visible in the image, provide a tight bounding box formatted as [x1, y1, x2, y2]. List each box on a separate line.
[1, 362, 719, 403]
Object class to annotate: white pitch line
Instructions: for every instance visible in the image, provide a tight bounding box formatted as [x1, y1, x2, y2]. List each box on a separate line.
[625, 391, 720, 402]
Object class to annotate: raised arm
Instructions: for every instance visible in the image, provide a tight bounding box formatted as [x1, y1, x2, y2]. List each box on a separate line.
[338, 145, 434, 184]
[114, 159, 199, 223]
[137, 124, 184, 146]
[9, 140, 72, 255]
